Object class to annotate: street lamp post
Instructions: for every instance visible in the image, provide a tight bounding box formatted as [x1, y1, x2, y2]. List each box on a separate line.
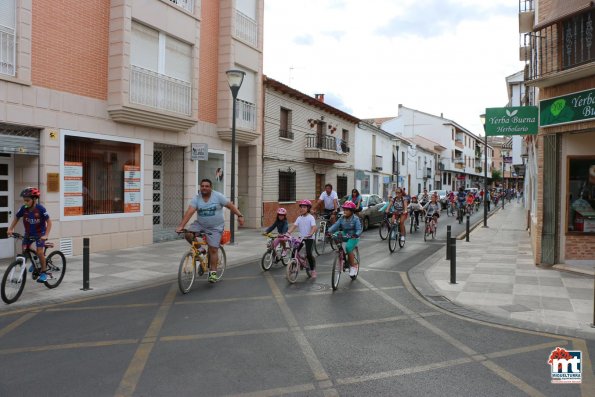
[480, 114, 488, 228]
[226, 69, 245, 244]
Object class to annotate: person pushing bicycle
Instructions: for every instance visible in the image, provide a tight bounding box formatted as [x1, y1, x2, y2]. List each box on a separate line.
[7, 187, 52, 283]
[328, 201, 362, 277]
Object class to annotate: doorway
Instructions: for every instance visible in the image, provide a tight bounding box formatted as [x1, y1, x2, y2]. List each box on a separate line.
[0, 156, 14, 259]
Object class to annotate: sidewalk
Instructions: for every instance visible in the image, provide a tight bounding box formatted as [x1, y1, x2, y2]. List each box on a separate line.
[0, 228, 267, 312]
[410, 202, 595, 339]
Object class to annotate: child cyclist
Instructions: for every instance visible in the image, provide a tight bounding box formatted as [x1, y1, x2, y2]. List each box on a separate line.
[466, 191, 475, 213]
[328, 201, 362, 277]
[7, 187, 53, 282]
[423, 193, 441, 225]
[287, 200, 318, 278]
[408, 195, 424, 229]
[263, 208, 289, 255]
[385, 187, 409, 242]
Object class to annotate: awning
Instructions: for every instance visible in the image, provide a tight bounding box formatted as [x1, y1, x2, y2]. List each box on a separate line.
[534, 0, 594, 30]
[0, 123, 41, 155]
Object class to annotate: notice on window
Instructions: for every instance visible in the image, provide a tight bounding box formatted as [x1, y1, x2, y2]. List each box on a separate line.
[124, 165, 141, 213]
[64, 161, 83, 216]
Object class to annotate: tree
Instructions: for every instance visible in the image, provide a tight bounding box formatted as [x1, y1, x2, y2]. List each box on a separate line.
[490, 169, 502, 183]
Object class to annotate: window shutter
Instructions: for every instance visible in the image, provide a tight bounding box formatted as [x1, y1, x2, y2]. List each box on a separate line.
[0, 0, 15, 31]
[165, 35, 192, 82]
[131, 22, 159, 72]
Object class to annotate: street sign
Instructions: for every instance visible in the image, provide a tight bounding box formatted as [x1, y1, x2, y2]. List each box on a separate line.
[504, 156, 513, 164]
[485, 106, 538, 136]
[540, 87, 595, 127]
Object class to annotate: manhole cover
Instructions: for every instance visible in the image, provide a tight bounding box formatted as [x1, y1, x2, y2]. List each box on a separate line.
[289, 282, 329, 292]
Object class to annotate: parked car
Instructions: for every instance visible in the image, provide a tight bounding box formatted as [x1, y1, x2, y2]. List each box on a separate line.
[339, 194, 385, 231]
[429, 189, 448, 209]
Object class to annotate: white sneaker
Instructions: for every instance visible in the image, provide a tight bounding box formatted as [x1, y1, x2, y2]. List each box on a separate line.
[349, 265, 358, 277]
[400, 236, 405, 242]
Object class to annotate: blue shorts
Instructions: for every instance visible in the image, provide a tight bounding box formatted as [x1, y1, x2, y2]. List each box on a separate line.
[23, 237, 45, 249]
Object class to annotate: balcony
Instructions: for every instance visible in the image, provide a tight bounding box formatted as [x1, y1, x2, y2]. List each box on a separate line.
[373, 155, 383, 171]
[304, 134, 348, 164]
[235, 10, 258, 47]
[475, 149, 482, 159]
[524, 8, 595, 87]
[279, 129, 294, 140]
[168, 0, 194, 13]
[454, 163, 465, 170]
[218, 99, 259, 143]
[0, 27, 16, 76]
[455, 140, 464, 149]
[475, 166, 483, 173]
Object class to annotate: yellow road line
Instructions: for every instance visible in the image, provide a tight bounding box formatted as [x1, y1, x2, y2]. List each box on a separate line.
[174, 295, 272, 305]
[485, 340, 568, 359]
[114, 284, 177, 397]
[572, 338, 595, 397]
[225, 382, 315, 397]
[303, 315, 411, 330]
[481, 361, 546, 397]
[160, 327, 289, 342]
[0, 339, 138, 355]
[46, 303, 159, 312]
[0, 311, 38, 338]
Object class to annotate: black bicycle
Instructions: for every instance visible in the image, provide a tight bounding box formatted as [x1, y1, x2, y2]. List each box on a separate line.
[1, 233, 66, 304]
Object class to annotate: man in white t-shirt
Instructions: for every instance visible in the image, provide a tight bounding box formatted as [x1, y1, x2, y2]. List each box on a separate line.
[316, 183, 339, 223]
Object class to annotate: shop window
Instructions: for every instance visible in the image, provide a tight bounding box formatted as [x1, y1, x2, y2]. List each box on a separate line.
[197, 152, 224, 194]
[279, 170, 296, 202]
[337, 175, 347, 198]
[63, 134, 142, 217]
[567, 157, 595, 233]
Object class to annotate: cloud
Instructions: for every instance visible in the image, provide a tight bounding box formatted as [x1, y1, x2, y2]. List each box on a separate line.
[293, 35, 314, 45]
[323, 92, 354, 115]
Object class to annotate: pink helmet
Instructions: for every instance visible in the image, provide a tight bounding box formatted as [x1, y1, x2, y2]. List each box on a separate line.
[342, 201, 357, 210]
[298, 199, 312, 207]
[277, 208, 287, 215]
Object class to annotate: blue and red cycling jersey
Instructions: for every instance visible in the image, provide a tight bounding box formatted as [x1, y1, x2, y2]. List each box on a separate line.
[16, 204, 50, 238]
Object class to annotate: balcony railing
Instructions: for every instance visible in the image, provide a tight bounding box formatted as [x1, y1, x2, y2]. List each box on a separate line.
[305, 134, 349, 153]
[235, 99, 256, 131]
[373, 155, 383, 170]
[455, 140, 464, 149]
[0, 26, 16, 77]
[279, 128, 294, 140]
[425, 168, 432, 178]
[168, 0, 194, 13]
[130, 65, 192, 116]
[235, 10, 258, 47]
[524, 9, 595, 81]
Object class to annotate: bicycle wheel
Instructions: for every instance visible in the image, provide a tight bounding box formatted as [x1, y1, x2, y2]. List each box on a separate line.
[398, 230, 406, 248]
[350, 248, 360, 280]
[388, 225, 398, 253]
[286, 258, 299, 284]
[314, 230, 326, 256]
[409, 216, 414, 233]
[44, 251, 66, 289]
[331, 254, 342, 290]
[432, 222, 437, 239]
[280, 246, 290, 266]
[178, 251, 196, 294]
[329, 235, 337, 252]
[261, 250, 274, 271]
[424, 224, 429, 242]
[1, 260, 27, 304]
[209, 247, 227, 280]
[379, 220, 389, 240]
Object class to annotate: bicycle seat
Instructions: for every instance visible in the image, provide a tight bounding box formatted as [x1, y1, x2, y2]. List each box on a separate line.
[45, 242, 55, 248]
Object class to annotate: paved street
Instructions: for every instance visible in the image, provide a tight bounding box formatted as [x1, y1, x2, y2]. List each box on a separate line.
[0, 206, 593, 396]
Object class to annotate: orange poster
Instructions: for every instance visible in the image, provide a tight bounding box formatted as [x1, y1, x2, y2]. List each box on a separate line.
[63, 161, 83, 216]
[124, 165, 141, 213]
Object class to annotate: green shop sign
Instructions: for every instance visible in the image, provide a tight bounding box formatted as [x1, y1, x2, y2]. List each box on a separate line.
[485, 106, 538, 136]
[540, 88, 595, 127]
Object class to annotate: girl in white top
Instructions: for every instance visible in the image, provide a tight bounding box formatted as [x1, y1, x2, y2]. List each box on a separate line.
[287, 199, 318, 278]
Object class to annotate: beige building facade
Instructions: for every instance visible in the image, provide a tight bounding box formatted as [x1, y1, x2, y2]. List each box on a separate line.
[0, 0, 264, 258]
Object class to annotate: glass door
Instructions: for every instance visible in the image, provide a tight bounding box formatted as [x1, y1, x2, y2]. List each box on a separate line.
[0, 156, 14, 259]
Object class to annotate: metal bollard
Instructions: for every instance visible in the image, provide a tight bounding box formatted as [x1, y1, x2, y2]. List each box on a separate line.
[466, 215, 470, 242]
[449, 237, 456, 284]
[446, 225, 451, 260]
[502, 196, 505, 210]
[81, 238, 92, 291]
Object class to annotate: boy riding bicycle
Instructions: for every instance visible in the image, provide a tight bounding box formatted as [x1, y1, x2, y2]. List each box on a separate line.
[7, 187, 53, 282]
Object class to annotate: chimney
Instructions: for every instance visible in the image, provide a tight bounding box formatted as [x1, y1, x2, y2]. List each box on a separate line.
[315, 93, 325, 103]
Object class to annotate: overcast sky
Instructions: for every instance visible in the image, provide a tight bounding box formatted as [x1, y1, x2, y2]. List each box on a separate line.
[263, 0, 525, 137]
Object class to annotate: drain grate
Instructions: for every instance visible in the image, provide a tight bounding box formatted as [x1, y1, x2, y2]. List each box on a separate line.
[427, 295, 450, 302]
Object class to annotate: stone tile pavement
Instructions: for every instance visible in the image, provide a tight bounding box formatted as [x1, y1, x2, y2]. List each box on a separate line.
[0, 228, 268, 312]
[413, 201, 595, 339]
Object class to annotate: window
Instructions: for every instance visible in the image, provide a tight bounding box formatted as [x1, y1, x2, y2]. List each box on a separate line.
[563, 9, 595, 70]
[197, 152, 225, 194]
[278, 170, 296, 202]
[130, 21, 192, 115]
[567, 157, 595, 234]
[63, 133, 142, 217]
[0, 0, 16, 76]
[279, 107, 293, 139]
[337, 175, 347, 198]
[401, 151, 405, 166]
[418, 156, 421, 170]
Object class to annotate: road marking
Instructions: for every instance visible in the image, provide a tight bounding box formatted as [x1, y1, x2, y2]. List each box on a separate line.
[160, 327, 289, 342]
[572, 338, 595, 397]
[174, 295, 272, 305]
[264, 273, 332, 385]
[357, 277, 415, 316]
[481, 361, 546, 397]
[46, 303, 159, 312]
[304, 315, 411, 330]
[0, 339, 138, 355]
[485, 340, 568, 359]
[225, 383, 315, 397]
[0, 311, 38, 338]
[114, 284, 177, 397]
[337, 357, 473, 385]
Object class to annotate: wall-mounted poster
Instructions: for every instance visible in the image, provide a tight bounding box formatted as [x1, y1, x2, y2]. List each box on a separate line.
[63, 161, 83, 216]
[124, 165, 141, 213]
